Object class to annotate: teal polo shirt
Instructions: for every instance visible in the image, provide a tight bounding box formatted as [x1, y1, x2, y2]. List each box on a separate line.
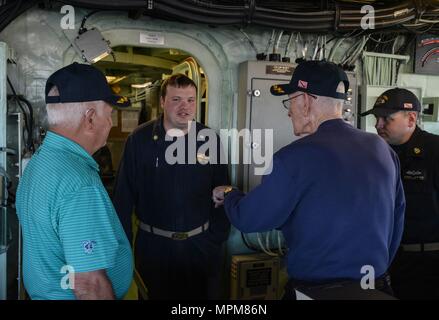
[16, 131, 133, 300]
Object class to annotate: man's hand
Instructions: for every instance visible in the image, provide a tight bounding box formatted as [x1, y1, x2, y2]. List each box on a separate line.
[73, 269, 115, 300]
[212, 186, 230, 208]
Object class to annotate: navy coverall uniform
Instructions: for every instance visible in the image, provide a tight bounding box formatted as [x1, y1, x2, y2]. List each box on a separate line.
[390, 126, 439, 299]
[224, 119, 405, 298]
[113, 116, 230, 299]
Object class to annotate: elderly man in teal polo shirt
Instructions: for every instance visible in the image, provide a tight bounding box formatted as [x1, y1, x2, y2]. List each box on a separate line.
[16, 63, 133, 300]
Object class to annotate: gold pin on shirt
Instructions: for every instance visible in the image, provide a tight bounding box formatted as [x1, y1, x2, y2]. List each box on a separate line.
[153, 135, 158, 141]
[414, 147, 421, 154]
[197, 153, 210, 165]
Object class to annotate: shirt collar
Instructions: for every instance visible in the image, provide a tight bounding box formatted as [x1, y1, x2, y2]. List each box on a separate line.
[43, 131, 99, 171]
[317, 118, 347, 131]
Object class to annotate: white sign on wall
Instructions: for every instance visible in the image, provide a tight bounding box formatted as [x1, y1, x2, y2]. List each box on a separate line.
[140, 32, 165, 45]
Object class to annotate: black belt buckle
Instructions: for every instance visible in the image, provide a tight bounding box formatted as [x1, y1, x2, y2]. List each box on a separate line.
[172, 232, 188, 240]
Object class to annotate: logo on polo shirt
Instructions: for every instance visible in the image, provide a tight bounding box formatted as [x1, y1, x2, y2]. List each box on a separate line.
[82, 240, 96, 254]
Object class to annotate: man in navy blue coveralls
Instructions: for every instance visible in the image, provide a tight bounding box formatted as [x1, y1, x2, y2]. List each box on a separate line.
[213, 61, 405, 299]
[113, 74, 230, 299]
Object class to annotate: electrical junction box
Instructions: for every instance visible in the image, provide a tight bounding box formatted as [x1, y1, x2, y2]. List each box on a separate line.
[422, 97, 439, 122]
[74, 28, 112, 63]
[230, 253, 280, 300]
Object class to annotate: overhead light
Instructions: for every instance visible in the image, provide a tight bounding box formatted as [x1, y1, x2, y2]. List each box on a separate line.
[131, 82, 152, 89]
[74, 28, 113, 64]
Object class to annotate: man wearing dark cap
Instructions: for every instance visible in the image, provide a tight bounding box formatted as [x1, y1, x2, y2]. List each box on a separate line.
[213, 60, 405, 299]
[15, 62, 133, 299]
[362, 88, 439, 299]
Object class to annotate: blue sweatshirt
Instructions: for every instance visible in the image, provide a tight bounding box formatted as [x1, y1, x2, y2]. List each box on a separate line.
[225, 119, 405, 282]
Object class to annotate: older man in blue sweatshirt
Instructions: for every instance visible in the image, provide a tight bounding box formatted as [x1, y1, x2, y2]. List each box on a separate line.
[213, 60, 405, 299]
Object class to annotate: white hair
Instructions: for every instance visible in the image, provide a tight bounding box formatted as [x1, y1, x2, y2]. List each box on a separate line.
[46, 86, 105, 129]
[312, 81, 346, 114]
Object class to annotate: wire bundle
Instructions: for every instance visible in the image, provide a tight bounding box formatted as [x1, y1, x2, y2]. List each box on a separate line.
[1, 0, 438, 34]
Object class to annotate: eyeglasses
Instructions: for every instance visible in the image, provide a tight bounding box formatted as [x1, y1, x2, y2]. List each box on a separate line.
[282, 93, 317, 109]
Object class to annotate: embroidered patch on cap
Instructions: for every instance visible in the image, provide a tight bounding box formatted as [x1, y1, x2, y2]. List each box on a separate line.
[298, 80, 308, 89]
[82, 240, 96, 254]
[375, 95, 388, 105]
[404, 103, 413, 109]
[272, 85, 285, 94]
[117, 96, 129, 104]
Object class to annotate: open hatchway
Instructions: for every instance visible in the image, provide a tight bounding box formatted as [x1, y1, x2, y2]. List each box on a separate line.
[92, 45, 208, 196]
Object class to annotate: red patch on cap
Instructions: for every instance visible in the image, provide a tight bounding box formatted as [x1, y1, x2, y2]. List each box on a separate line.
[298, 80, 308, 89]
[404, 103, 413, 109]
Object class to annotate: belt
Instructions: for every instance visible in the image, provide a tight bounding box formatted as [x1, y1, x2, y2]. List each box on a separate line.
[139, 221, 209, 240]
[401, 242, 439, 252]
[287, 273, 390, 291]
[285, 273, 392, 300]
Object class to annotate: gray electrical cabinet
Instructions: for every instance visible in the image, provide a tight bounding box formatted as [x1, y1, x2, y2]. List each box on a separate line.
[237, 60, 357, 192]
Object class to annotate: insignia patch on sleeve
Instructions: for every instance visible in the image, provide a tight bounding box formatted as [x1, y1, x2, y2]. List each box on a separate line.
[82, 240, 97, 254]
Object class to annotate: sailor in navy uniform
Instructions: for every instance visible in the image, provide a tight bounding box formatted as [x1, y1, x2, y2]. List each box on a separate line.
[113, 74, 230, 299]
[362, 87, 439, 299]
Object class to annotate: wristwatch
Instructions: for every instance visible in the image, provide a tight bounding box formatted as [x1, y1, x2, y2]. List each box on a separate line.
[223, 186, 236, 197]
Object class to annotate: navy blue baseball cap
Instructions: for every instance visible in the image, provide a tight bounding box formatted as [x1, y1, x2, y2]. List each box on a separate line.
[361, 88, 421, 117]
[270, 60, 349, 100]
[45, 62, 130, 107]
